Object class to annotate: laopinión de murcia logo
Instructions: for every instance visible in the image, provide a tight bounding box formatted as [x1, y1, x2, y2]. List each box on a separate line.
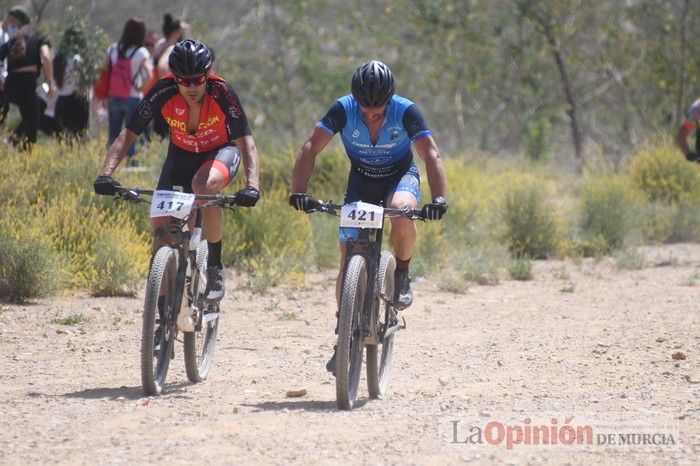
[444, 413, 679, 452]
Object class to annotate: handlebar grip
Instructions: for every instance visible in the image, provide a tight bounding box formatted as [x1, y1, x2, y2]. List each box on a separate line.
[308, 198, 322, 211]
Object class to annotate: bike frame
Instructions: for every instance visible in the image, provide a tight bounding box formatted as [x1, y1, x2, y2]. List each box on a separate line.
[324, 201, 421, 345]
[115, 187, 239, 331]
[113, 186, 240, 393]
[343, 227, 383, 346]
[154, 218, 196, 331]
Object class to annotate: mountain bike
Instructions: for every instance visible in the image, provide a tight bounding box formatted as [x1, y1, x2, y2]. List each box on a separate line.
[114, 186, 242, 395]
[306, 199, 425, 410]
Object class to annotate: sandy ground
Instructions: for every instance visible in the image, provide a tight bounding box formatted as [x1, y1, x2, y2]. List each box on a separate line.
[0, 244, 698, 465]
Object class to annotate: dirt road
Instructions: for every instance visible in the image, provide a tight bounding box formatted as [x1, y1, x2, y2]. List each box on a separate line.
[1, 244, 698, 464]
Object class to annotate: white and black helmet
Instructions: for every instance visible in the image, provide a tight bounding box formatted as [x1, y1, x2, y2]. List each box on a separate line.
[351, 60, 395, 108]
[169, 39, 212, 76]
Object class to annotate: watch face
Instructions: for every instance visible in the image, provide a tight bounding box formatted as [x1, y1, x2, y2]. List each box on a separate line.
[433, 196, 445, 204]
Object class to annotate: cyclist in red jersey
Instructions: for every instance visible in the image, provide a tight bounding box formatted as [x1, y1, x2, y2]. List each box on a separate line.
[677, 98, 700, 162]
[93, 39, 260, 303]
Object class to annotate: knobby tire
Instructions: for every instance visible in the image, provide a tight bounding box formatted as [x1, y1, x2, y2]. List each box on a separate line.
[141, 246, 177, 396]
[366, 251, 397, 399]
[336, 254, 367, 410]
[184, 240, 219, 382]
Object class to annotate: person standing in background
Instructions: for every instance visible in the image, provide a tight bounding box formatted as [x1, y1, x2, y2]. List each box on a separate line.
[140, 30, 160, 95]
[0, 6, 55, 150]
[139, 29, 160, 146]
[151, 13, 189, 139]
[0, 11, 9, 124]
[52, 26, 90, 140]
[104, 17, 152, 165]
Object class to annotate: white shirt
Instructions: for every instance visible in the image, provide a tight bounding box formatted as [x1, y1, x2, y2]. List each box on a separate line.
[0, 27, 8, 83]
[59, 53, 82, 96]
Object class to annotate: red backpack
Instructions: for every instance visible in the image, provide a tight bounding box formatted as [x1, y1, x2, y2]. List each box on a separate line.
[108, 45, 139, 98]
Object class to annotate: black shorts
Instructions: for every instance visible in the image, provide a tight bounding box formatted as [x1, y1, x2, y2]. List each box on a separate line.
[339, 163, 420, 243]
[343, 163, 420, 205]
[156, 143, 241, 193]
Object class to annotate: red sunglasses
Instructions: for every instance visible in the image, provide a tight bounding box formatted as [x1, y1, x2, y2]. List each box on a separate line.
[174, 74, 207, 87]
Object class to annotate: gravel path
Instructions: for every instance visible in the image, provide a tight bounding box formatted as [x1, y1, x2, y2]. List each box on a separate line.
[1, 244, 698, 464]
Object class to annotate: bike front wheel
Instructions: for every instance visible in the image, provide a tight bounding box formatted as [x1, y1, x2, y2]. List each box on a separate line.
[336, 254, 367, 410]
[367, 250, 397, 399]
[141, 246, 178, 396]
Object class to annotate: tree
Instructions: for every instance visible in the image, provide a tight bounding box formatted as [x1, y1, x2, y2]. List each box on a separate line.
[515, 0, 583, 165]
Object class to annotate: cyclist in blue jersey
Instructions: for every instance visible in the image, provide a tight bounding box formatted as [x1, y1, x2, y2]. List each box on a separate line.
[289, 60, 448, 373]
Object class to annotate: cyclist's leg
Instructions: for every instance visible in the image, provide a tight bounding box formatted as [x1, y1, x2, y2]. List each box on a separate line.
[386, 164, 420, 309]
[192, 145, 241, 302]
[192, 145, 241, 243]
[386, 164, 420, 259]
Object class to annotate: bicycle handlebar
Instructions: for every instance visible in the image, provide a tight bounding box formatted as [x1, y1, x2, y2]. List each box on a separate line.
[309, 199, 425, 221]
[114, 186, 241, 208]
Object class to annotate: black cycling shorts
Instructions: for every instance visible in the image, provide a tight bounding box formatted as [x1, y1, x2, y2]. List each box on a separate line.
[156, 144, 241, 193]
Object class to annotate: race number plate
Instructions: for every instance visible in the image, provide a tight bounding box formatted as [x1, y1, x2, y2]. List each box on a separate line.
[340, 201, 384, 228]
[150, 190, 195, 219]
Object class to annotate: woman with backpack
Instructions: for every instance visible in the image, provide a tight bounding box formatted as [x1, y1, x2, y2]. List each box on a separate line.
[103, 17, 152, 165]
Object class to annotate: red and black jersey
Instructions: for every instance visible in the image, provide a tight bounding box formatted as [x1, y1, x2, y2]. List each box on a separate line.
[126, 74, 251, 153]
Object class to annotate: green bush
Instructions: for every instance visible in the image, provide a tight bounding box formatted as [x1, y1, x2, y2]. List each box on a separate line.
[628, 141, 700, 204]
[435, 244, 510, 292]
[0, 230, 61, 303]
[643, 201, 700, 243]
[579, 174, 642, 251]
[524, 117, 553, 162]
[456, 245, 509, 282]
[501, 175, 559, 258]
[224, 187, 314, 291]
[508, 256, 534, 280]
[91, 231, 145, 297]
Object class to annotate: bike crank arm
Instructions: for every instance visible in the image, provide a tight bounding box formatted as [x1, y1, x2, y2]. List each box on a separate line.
[383, 316, 406, 340]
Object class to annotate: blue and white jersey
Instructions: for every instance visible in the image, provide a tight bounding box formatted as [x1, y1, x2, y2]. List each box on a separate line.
[317, 94, 432, 178]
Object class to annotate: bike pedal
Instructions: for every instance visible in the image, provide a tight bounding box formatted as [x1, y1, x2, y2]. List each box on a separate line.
[176, 308, 195, 332]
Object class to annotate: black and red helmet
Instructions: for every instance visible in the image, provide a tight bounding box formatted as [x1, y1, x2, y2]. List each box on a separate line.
[169, 39, 212, 76]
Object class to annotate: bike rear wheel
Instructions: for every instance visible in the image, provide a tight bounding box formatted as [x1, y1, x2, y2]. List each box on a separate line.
[183, 305, 219, 382]
[141, 246, 178, 396]
[367, 251, 397, 399]
[184, 241, 219, 382]
[336, 254, 367, 410]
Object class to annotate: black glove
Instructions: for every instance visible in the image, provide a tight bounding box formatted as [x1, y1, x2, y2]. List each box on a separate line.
[685, 151, 699, 162]
[289, 192, 316, 212]
[93, 175, 120, 196]
[235, 186, 260, 207]
[421, 196, 448, 220]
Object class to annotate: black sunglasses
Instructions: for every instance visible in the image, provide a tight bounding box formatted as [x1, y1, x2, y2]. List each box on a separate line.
[174, 74, 207, 87]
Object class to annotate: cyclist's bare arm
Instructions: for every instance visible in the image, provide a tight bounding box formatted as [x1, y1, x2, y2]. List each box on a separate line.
[234, 135, 261, 190]
[100, 128, 140, 175]
[292, 126, 334, 193]
[676, 120, 695, 156]
[414, 135, 448, 199]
